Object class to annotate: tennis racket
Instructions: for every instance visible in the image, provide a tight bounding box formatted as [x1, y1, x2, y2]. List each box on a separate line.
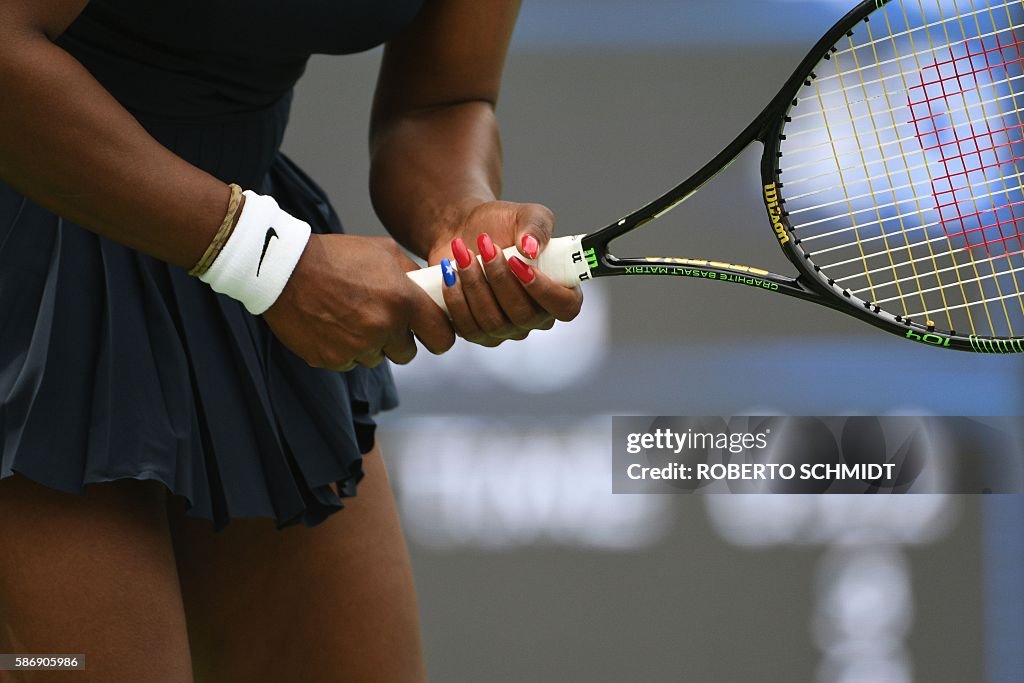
[408, 0, 1024, 354]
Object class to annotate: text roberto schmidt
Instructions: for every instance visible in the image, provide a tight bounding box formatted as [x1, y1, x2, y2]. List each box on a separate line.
[626, 462, 897, 482]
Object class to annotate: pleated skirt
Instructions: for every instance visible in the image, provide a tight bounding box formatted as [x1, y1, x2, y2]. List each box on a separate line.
[0, 93, 398, 530]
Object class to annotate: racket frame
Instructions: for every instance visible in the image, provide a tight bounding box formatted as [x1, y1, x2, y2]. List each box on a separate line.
[579, 0, 1023, 353]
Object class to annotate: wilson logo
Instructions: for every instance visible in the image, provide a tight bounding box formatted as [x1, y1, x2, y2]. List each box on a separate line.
[763, 183, 790, 246]
[572, 247, 598, 281]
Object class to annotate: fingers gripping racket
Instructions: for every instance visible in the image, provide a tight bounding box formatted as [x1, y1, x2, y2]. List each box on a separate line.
[410, 0, 1024, 353]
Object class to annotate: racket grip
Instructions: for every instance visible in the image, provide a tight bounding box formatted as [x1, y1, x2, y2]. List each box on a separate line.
[406, 234, 590, 313]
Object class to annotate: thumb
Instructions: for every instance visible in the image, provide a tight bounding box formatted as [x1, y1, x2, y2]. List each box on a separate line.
[406, 282, 456, 355]
[515, 203, 555, 260]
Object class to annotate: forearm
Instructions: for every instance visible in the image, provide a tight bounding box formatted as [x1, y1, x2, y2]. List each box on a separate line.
[369, 101, 504, 260]
[0, 30, 228, 269]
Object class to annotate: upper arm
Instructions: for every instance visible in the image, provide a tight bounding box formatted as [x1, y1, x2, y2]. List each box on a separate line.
[0, 0, 89, 41]
[370, 0, 522, 129]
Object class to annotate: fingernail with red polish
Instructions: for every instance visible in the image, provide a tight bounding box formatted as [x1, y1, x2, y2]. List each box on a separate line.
[521, 234, 539, 260]
[508, 256, 536, 284]
[451, 238, 473, 269]
[477, 233, 497, 263]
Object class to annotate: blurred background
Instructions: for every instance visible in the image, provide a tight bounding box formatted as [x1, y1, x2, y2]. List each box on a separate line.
[282, 1, 1024, 680]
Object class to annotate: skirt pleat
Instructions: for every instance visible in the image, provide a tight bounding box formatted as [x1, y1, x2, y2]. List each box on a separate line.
[0, 94, 398, 530]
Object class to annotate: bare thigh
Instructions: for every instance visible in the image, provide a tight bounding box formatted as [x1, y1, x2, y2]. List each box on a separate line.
[167, 446, 427, 683]
[0, 475, 192, 683]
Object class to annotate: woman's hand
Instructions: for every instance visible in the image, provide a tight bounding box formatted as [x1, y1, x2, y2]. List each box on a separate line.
[368, 1, 581, 347]
[263, 234, 456, 370]
[426, 200, 584, 347]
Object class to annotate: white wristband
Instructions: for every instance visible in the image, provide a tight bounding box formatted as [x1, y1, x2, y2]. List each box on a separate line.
[199, 190, 312, 315]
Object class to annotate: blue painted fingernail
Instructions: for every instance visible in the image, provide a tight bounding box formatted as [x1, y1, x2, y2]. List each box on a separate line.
[442, 258, 457, 287]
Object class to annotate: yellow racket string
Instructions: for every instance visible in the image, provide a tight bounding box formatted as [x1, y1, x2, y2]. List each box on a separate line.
[846, 25, 928, 318]
[866, 7, 957, 328]
[811, 61, 880, 304]
[913, 0, 991, 334]
[934, 0, 1012, 335]
[978, 0, 1024, 323]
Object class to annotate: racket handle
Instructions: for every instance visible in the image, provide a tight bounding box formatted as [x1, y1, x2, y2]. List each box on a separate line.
[406, 234, 591, 313]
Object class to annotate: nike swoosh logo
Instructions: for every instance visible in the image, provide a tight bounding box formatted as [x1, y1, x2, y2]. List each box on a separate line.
[257, 227, 279, 276]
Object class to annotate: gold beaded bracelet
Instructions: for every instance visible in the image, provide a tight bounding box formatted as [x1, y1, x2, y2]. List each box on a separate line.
[188, 183, 244, 277]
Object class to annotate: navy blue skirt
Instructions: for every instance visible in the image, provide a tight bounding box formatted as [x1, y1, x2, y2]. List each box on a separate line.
[0, 93, 398, 530]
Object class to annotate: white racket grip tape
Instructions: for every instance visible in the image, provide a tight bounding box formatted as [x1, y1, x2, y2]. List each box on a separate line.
[406, 234, 591, 313]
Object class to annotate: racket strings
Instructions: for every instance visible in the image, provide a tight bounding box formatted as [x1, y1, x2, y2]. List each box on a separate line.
[805, 3, 1022, 94]
[784, 95, 1024, 184]
[787, 29, 1024, 134]
[779, 0, 1024, 338]
[793, 167, 1024, 237]
[923, 0, 1024, 328]
[841, 241, 1022, 285]
[826, 0, 1020, 66]
[783, 39, 1024, 176]
[900, 0, 1023, 331]
[859, 257, 1024, 302]
[783, 49, 1024, 214]
[786, 148, 1024, 210]
[784, 78, 1024, 173]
